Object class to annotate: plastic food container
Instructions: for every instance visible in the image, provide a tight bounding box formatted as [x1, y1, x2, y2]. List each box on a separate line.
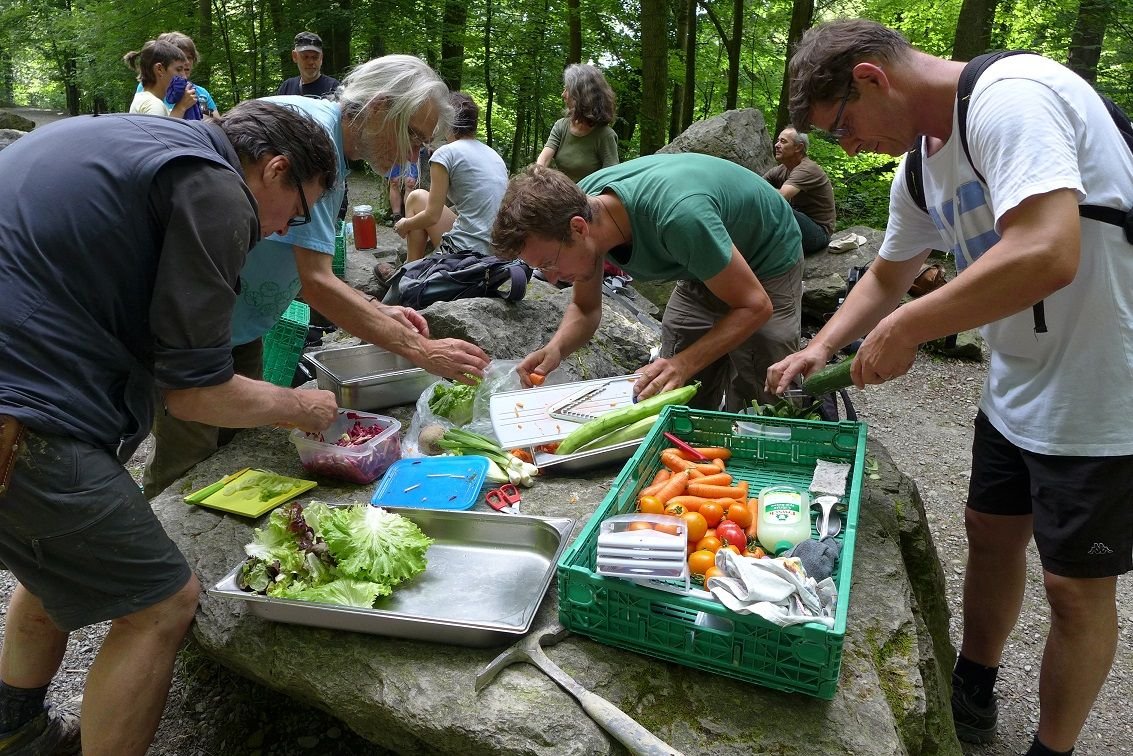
[290, 410, 401, 484]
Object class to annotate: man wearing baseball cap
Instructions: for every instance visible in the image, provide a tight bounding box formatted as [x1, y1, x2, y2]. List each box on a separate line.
[276, 31, 341, 98]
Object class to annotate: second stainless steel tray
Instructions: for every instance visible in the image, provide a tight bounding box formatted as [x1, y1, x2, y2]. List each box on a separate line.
[533, 439, 642, 473]
[303, 344, 434, 410]
[209, 508, 573, 647]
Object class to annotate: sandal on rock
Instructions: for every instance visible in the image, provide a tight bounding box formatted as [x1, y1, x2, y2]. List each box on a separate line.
[908, 263, 948, 297]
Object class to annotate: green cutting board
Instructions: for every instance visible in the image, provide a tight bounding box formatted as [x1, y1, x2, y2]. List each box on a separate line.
[184, 468, 317, 518]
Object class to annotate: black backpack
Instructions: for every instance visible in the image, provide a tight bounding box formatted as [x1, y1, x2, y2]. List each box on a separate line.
[382, 250, 532, 309]
[904, 50, 1133, 333]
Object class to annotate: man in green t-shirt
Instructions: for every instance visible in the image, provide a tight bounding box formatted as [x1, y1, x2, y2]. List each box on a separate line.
[491, 153, 803, 410]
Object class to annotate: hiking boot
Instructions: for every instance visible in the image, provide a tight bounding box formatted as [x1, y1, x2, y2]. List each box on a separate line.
[951, 673, 997, 744]
[0, 697, 82, 755]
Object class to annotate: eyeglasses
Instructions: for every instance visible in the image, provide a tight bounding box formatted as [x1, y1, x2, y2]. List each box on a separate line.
[407, 122, 431, 149]
[288, 175, 312, 227]
[538, 240, 564, 274]
[825, 86, 854, 139]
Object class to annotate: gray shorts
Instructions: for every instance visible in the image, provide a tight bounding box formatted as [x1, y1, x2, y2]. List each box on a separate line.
[0, 429, 192, 631]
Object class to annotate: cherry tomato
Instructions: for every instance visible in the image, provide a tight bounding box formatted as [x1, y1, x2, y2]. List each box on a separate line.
[627, 521, 654, 531]
[704, 566, 725, 584]
[664, 502, 687, 517]
[638, 495, 663, 515]
[748, 545, 767, 559]
[699, 502, 724, 528]
[724, 502, 753, 530]
[688, 549, 716, 576]
[721, 544, 741, 555]
[696, 535, 723, 553]
[680, 511, 708, 543]
[717, 520, 747, 550]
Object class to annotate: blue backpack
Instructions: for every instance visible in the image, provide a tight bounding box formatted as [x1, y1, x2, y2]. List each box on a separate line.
[904, 50, 1133, 332]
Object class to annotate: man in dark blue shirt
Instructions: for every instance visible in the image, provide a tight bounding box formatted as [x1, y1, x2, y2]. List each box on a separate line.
[276, 31, 341, 98]
[0, 101, 339, 755]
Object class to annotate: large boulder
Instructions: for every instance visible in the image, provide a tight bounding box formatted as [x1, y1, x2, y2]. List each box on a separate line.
[0, 111, 34, 132]
[422, 277, 659, 378]
[0, 128, 27, 152]
[153, 420, 960, 755]
[657, 108, 776, 177]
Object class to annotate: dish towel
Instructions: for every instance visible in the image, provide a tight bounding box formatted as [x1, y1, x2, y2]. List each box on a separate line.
[828, 232, 867, 253]
[810, 459, 851, 497]
[706, 549, 838, 628]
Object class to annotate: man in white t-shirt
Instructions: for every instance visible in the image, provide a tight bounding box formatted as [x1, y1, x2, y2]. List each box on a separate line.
[767, 19, 1133, 756]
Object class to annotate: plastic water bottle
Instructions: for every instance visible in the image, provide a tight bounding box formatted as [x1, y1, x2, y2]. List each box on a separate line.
[756, 484, 811, 555]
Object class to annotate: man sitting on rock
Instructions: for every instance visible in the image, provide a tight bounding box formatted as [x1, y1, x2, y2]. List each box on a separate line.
[491, 153, 802, 410]
[144, 54, 491, 498]
[0, 101, 340, 756]
[763, 127, 837, 254]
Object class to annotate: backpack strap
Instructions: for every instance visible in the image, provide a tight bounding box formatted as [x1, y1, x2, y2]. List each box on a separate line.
[494, 261, 531, 302]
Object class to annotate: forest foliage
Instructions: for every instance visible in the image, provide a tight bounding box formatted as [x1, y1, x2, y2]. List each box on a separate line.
[1, 0, 1130, 231]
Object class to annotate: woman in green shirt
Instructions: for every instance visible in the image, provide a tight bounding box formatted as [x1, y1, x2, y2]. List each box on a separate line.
[536, 64, 619, 183]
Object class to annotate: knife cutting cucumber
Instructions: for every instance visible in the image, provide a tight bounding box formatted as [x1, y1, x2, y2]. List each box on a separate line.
[555, 383, 698, 456]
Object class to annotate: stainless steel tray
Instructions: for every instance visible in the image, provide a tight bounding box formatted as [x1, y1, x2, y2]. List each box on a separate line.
[303, 344, 434, 410]
[533, 439, 641, 473]
[209, 508, 573, 647]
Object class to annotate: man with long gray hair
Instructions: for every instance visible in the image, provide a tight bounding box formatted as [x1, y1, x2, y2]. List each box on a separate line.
[0, 100, 340, 755]
[145, 54, 491, 498]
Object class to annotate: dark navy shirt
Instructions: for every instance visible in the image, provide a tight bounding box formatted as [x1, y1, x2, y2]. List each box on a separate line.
[275, 74, 341, 98]
[0, 114, 260, 458]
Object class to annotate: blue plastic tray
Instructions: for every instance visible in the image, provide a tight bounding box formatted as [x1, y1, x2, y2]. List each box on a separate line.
[371, 456, 489, 510]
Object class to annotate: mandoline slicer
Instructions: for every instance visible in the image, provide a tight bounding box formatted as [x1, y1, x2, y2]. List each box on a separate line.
[547, 376, 637, 423]
[596, 514, 690, 592]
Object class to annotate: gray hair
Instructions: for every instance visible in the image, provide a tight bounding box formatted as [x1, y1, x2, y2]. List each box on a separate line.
[792, 130, 809, 153]
[338, 55, 453, 164]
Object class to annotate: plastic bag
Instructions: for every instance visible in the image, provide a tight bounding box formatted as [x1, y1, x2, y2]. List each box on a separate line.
[401, 380, 456, 458]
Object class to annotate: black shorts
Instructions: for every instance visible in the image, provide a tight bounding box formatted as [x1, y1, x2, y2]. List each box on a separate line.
[0, 429, 192, 631]
[968, 411, 1133, 578]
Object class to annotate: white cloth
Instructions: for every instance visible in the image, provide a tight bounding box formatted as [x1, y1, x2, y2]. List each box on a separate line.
[429, 138, 509, 255]
[706, 550, 837, 627]
[128, 90, 170, 116]
[809, 459, 851, 497]
[879, 54, 1133, 456]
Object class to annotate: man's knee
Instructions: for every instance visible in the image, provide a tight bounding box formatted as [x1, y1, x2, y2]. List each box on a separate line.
[112, 575, 200, 640]
[1042, 572, 1117, 622]
[964, 508, 1033, 553]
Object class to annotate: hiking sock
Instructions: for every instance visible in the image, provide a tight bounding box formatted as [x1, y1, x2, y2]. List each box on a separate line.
[953, 654, 998, 707]
[1025, 736, 1074, 756]
[0, 681, 48, 734]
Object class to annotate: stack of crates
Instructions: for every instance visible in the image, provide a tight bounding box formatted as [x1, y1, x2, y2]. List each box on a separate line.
[556, 405, 867, 700]
[261, 300, 310, 387]
[333, 220, 347, 279]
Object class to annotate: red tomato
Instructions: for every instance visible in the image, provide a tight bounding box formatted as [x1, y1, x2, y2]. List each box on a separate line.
[717, 520, 747, 550]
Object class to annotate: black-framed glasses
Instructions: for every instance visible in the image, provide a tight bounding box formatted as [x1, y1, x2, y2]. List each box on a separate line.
[407, 122, 430, 149]
[288, 175, 311, 227]
[825, 86, 854, 139]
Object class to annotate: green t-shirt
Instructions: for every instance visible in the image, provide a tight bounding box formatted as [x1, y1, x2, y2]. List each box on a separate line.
[544, 118, 620, 183]
[579, 153, 801, 282]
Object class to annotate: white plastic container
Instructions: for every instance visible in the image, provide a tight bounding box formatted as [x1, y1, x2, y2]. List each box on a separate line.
[756, 484, 811, 555]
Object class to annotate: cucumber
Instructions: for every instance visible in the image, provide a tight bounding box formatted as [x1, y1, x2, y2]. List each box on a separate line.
[574, 414, 660, 454]
[802, 357, 855, 395]
[555, 382, 699, 456]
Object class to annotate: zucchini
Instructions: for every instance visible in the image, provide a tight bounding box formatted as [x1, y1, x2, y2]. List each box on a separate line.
[555, 382, 699, 455]
[802, 358, 855, 395]
[574, 414, 660, 454]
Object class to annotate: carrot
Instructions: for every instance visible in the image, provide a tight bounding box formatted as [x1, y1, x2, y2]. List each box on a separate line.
[640, 481, 665, 497]
[691, 463, 720, 475]
[693, 472, 733, 487]
[510, 449, 534, 464]
[665, 495, 713, 513]
[654, 471, 689, 504]
[674, 447, 732, 461]
[651, 469, 671, 486]
[712, 458, 726, 471]
[686, 468, 705, 479]
[660, 450, 694, 473]
[688, 482, 749, 500]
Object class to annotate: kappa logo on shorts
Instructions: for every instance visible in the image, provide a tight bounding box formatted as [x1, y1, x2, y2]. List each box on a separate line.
[1087, 542, 1114, 556]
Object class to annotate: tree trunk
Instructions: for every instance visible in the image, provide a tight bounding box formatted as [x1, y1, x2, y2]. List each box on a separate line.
[441, 0, 468, 91]
[0, 48, 12, 107]
[681, 0, 696, 132]
[566, 0, 582, 64]
[264, 0, 288, 85]
[951, 0, 1000, 61]
[483, 0, 494, 146]
[639, 0, 669, 154]
[319, 0, 352, 82]
[1067, 0, 1112, 84]
[669, 0, 688, 140]
[196, 0, 214, 90]
[725, 0, 742, 109]
[776, 0, 813, 133]
[63, 55, 80, 115]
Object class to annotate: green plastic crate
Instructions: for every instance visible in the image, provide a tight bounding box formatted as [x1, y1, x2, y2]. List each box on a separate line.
[557, 405, 867, 699]
[262, 300, 310, 387]
[333, 220, 346, 279]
